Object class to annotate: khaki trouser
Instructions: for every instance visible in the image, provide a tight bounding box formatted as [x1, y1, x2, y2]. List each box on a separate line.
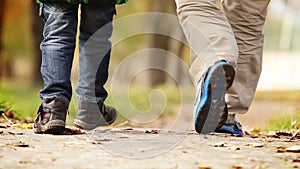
[175, 0, 270, 114]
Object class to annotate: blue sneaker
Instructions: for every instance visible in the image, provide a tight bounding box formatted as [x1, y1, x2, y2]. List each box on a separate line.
[216, 116, 243, 135]
[194, 60, 235, 134]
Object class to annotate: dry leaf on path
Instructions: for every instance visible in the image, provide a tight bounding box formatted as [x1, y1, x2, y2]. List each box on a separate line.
[123, 127, 134, 131]
[64, 126, 85, 135]
[8, 141, 29, 148]
[231, 165, 243, 169]
[250, 128, 261, 135]
[244, 143, 264, 148]
[198, 165, 211, 169]
[276, 146, 287, 153]
[286, 145, 300, 153]
[145, 129, 161, 134]
[13, 124, 33, 129]
[293, 157, 300, 162]
[213, 142, 227, 147]
[8, 131, 24, 135]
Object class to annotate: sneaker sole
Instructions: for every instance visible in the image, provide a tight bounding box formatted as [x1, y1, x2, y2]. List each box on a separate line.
[195, 61, 234, 134]
[34, 120, 65, 134]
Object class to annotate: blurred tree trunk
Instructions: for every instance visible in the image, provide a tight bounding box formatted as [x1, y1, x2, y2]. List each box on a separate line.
[31, 0, 43, 85]
[147, 0, 179, 86]
[0, 0, 6, 81]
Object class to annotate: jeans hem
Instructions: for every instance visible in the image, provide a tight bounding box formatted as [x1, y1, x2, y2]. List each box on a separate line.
[77, 95, 106, 104]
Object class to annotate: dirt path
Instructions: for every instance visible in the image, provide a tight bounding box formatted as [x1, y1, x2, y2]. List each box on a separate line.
[0, 100, 299, 169]
[0, 127, 299, 169]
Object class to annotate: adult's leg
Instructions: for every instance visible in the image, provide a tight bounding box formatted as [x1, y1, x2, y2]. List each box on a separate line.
[175, 0, 239, 133]
[175, 0, 238, 84]
[223, 0, 270, 115]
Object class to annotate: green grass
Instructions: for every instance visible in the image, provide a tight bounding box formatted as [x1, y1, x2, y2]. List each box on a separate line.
[0, 80, 41, 120]
[255, 90, 300, 132]
[263, 114, 300, 132]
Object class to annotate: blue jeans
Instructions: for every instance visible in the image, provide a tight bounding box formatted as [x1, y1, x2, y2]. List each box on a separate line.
[39, 3, 115, 104]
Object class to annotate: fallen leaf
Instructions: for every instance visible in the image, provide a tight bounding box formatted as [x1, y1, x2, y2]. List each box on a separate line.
[14, 123, 33, 129]
[123, 127, 134, 131]
[19, 160, 28, 164]
[213, 142, 227, 147]
[145, 129, 160, 134]
[198, 165, 211, 169]
[276, 146, 287, 153]
[64, 126, 85, 135]
[118, 136, 129, 139]
[244, 131, 250, 136]
[250, 128, 261, 135]
[92, 141, 102, 145]
[286, 145, 300, 153]
[50, 157, 57, 162]
[244, 130, 259, 138]
[8, 131, 24, 135]
[281, 163, 297, 168]
[0, 124, 8, 128]
[9, 141, 29, 148]
[293, 158, 300, 162]
[244, 143, 264, 148]
[229, 147, 241, 151]
[276, 132, 291, 137]
[254, 143, 265, 148]
[231, 165, 243, 169]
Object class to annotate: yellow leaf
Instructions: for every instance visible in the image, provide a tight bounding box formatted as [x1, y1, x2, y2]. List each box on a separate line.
[250, 128, 261, 135]
[14, 123, 33, 129]
[198, 165, 211, 169]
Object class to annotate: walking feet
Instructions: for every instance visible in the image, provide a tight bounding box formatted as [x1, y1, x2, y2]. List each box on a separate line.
[34, 99, 117, 134]
[194, 60, 236, 134]
[215, 114, 243, 135]
[34, 98, 68, 134]
[74, 102, 117, 130]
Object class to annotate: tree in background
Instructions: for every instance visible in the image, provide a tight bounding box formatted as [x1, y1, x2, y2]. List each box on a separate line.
[280, 0, 300, 50]
[31, 0, 43, 84]
[0, 0, 6, 81]
[147, 0, 187, 86]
